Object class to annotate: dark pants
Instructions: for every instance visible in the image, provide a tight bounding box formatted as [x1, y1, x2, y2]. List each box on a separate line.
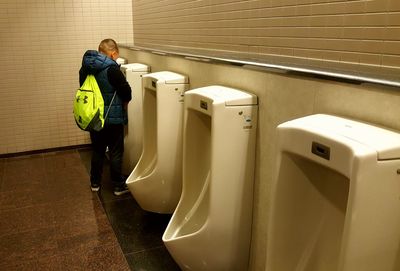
[90, 124, 125, 189]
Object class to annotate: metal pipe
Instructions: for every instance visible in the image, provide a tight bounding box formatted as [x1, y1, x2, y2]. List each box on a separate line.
[120, 44, 400, 88]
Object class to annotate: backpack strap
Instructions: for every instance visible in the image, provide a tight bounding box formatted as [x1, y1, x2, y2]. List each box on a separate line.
[104, 91, 117, 121]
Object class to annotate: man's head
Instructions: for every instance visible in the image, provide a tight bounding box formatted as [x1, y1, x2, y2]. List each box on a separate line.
[98, 39, 119, 60]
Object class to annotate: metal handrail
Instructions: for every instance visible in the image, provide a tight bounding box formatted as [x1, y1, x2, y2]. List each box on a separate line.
[120, 44, 400, 88]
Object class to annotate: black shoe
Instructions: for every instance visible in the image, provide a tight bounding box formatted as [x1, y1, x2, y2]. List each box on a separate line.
[113, 185, 129, 196]
[91, 183, 100, 192]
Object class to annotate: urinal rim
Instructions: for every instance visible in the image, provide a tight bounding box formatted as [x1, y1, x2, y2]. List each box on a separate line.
[163, 217, 210, 242]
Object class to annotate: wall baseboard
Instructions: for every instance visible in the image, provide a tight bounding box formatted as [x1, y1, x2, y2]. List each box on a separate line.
[0, 144, 92, 158]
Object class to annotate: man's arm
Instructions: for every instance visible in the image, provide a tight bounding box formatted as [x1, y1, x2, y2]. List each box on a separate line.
[107, 66, 132, 102]
[79, 66, 87, 86]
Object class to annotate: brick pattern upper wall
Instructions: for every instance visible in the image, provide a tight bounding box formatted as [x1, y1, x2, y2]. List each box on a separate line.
[132, 0, 400, 75]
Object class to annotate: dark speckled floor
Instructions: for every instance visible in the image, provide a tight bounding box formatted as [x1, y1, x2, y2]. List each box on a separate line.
[0, 148, 181, 271]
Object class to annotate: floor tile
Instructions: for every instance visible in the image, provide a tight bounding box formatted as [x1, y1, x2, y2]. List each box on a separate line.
[0, 158, 5, 187]
[77, 148, 92, 173]
[45, 174, 93, 202]
[1, 154, 47, 194]
[0, 149, 137, 270]
[0, 227, 59, 266]
[102, 197, 172, 253]
[0, 175, 46, 193]
[52, 197, 110, 237]
[58, 243, 130, 271]
[56, 225, 119, 253]
[0, 157, 5, 172]
[98, 180, 132, 203]
[4, 154, 46, 181]
[0, 255, 62, 271]
[125, 246, 181, 271]
[0, 203, 55, 237]
[77, 148, 180, 270]
[43, 150, 85, 171]
[0, 188, 42, 211]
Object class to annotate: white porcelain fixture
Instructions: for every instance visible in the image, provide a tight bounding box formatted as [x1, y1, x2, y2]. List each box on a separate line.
[120, 63, 150, 174]
[266, 114, 400, 271]
[116, 57, 127, 65]
[163, 85, 258, 270]
[126, 71, 189, 213]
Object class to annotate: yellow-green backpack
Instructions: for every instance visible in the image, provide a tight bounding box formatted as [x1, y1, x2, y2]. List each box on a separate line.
[73, 75, 115, 131]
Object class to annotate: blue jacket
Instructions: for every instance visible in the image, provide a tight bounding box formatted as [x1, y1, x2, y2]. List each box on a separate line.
[79, 50, 132, 126]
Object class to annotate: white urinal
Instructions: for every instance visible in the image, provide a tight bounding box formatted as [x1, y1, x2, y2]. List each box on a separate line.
[266, 114, 400, 271]
[116, 57, 127, 65]
[126, 71, 189, 214]
[120, 63, 150, 175]
[163, 85, 258, 271]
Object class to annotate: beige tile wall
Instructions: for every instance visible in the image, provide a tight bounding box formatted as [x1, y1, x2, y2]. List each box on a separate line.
[119, 46, 400, 271]
[132, 0, 400, 76]
[0, 0, 133, 155]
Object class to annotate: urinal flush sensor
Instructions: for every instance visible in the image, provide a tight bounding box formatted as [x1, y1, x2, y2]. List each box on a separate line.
[243, 114, 253, 129]
[311, 141, 330, 160]
[200, 100, 208, 110]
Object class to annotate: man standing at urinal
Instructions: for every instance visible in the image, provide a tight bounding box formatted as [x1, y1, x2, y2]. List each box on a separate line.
[79, 38, 132, 195]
